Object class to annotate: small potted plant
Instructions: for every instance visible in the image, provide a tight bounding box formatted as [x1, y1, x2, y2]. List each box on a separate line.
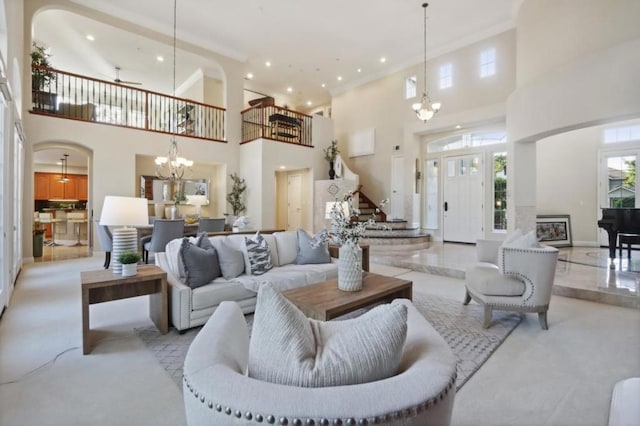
[33, 223, 46, 258]
[324, 140, 340, 179]
[118, 251, 141, 277]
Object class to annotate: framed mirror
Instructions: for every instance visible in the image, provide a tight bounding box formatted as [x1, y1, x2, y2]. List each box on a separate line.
[140, 175, 209, 204]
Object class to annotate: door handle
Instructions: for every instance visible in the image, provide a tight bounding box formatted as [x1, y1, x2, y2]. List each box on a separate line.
[444, 201, 448, 212]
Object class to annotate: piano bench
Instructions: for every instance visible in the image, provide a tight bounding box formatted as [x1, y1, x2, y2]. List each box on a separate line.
[618, 233, 640, 258]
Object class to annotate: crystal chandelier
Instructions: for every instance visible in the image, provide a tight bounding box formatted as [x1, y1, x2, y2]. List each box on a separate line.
[412, 3, 441, 122]
[155, 0, 193, 180]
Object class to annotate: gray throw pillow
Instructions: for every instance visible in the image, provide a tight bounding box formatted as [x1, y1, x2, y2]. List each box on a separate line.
[216, 239, 245, 279]
[296, 229, 330, 264]
[244, 232, 273, 275]
[177, 232, 214, 280]
[179, 237, 220, 289]
[248, 283, 408, 387]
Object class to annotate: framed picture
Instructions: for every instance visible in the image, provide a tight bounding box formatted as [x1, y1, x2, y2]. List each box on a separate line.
[536, 214, 572, 247]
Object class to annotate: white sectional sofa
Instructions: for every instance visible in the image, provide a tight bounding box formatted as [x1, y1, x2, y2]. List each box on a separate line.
[156, 230, 340, 332]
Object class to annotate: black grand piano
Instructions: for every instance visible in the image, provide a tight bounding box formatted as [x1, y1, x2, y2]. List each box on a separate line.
[597, 208, 640, 259]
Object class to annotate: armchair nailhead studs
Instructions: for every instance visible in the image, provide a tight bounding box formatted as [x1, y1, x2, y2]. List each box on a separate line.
[215, 404, 222, 412]
[279, 417, 288, 425]
[207, 401, 213, 409]
[246, 412, 253, 420]
[235, 410, 242, 418]
[305, 419, 315, 425]
[292, 418, 302, 426]
[346, 418, 356, 425]
[193, 391, 198, 398]
[267, 414, 275, 424]
[320, 418, 329, 425]
[255, 414, 264, 422]
[199, 395, 205, 403]
[225, 407, 232, 415]
[333, 419, 342, 425]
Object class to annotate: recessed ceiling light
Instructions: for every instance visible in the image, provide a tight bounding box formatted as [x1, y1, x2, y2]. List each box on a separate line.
[156, 55, 164, 62]
[56, 161, 62, 165]
[279, 165, 286, 170]
[86, 34, 95, 41]
[337, 76, 343, 81]
[455, 125, 461, 129]
[321, 83, 326, 88]
[246, 72, 254, 80]
[380, 57, 387, 63]
[357, 68, 362, 73]
[287, 87, 293, 93]
[265, 61, 271, 67]
[306, 101, 312, 106]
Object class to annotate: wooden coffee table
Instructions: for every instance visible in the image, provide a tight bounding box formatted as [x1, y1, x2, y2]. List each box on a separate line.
[282, 272, 412, 321]
[80, 265, 168, 354]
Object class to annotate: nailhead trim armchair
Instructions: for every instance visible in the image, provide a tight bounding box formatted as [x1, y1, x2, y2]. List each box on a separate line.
[464, 239, 559, 330]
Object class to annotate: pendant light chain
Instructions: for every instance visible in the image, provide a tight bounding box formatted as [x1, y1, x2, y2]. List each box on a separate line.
[422, 2, 427, 94]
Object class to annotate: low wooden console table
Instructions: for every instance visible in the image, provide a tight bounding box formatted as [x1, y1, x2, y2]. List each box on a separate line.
[80, 265, 168, 355]
[283, 272, 412, 321]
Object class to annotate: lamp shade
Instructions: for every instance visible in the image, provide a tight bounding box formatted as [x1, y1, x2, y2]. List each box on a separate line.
[99, 196, 149, 227]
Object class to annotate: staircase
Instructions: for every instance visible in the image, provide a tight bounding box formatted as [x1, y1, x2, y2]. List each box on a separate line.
[353, 186, 431, 247]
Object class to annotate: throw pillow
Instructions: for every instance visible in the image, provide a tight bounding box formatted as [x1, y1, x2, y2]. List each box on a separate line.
[215, 239, 246, 279]
[244, 232, 273, 275]
[178, 237, 220, 289]
[295, 229, 330, 265]
[176, 232, 212, 280]
[248, 283, 408, 387]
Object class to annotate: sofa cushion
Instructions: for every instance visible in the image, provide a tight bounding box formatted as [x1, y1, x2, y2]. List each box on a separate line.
[273, 231, 298, 266]
[466, 265, 526, 296]
[213, 238, 245, 279]
[191, 279, 257, 310]
[296, 229, 330, 265]
[234, 262, 338, 293]
[179, 237, 221, 289]
[248, 283, 408, 387]
[244, 232, 273, 275]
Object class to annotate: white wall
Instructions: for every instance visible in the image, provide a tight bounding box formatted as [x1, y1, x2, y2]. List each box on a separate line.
[332, 30, 517, 217]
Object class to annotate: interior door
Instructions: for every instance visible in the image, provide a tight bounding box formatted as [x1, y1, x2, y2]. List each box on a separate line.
[443, 154, 483, 243]
[287, 174, 302, 231]
[390, 156, 404, 220]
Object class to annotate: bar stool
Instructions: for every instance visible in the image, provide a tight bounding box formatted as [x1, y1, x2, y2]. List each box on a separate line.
[67, 212, 88, 246]
[39, 213, 61, 247]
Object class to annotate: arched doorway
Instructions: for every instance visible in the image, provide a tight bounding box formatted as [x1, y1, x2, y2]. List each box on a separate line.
[33, 142, 93, 262]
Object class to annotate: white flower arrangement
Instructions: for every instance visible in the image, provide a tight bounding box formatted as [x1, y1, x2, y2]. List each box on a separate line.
[315, 192, 390, 247]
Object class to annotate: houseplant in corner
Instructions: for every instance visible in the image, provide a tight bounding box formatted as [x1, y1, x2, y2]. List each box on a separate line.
[225, 173, 247, 228]
[30, 42, 57, 112]
[118, 251, 141, 277]
[323, 140, 340, 179]
[33, 223, 46, 258]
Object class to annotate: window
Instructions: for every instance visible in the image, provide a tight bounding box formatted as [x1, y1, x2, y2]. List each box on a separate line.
[439, 63, 452, 89]
[427, 131, 506, 153]
[493, 152, 507, 230]
[480, 48, 496, 78]
[604, 125, 640, 144]
[405, 76, 417, 99]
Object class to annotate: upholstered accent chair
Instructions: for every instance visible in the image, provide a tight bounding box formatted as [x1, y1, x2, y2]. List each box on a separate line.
[183, 301, 458, 426]
[140, 219, 185, 264]
[94, 219, 113, 269]
[464, 239, 559, 330]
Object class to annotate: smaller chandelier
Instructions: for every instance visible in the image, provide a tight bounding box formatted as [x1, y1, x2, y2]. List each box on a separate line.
[413, 2, 441, 123]
[155, 138, 193, 181]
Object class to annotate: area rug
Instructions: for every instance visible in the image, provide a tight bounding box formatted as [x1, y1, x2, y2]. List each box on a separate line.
[135, 292, 521, 391]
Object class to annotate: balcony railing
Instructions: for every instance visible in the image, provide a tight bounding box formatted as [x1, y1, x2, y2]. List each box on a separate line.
[241, 104, 312, 146]
[30, 64, 226, 142]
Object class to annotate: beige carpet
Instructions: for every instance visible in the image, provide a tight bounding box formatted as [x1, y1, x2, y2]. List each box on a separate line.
[136, 292, 521, 390]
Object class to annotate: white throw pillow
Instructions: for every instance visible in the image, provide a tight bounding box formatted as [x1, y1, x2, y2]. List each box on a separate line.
[273, 231, 298, 266]
[248, 283, 408, 387]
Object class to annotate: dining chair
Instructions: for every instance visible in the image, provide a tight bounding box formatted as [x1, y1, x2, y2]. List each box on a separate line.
[141, 219, 185, 264]
[94, 219, 113, 269]
[197, 217, 226, 234]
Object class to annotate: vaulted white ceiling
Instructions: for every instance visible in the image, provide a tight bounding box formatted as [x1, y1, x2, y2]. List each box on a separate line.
[33, 0, 521, 109]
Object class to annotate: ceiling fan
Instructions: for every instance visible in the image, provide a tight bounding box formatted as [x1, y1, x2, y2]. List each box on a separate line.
[113, 66, 142, 85]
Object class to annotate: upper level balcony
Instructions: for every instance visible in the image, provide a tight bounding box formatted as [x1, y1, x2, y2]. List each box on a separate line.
[30, 65, 316, 149]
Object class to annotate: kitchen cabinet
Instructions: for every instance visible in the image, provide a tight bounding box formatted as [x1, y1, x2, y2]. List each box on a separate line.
[49, 174, 65, 199]
[34, 172, 50, 200]
[77, 175, 88, 200]
[33, 172, 89, 200]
